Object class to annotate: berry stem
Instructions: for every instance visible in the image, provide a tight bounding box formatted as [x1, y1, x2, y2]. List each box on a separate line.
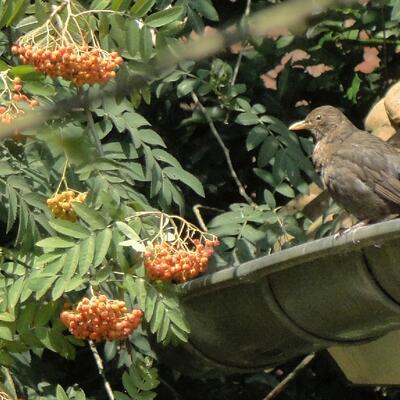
[54, 157, 69, 195]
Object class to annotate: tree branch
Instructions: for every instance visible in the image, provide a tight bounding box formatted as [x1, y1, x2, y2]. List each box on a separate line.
[230, 0, 252, 87]
[191, 92, 255, 206]
[192, 204, 224, 231]
[263, 353, 315, 400]
[88, 340, 115, 400]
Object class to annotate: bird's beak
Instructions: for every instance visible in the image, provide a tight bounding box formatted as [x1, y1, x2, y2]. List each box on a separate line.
[289, 120, 311, 131]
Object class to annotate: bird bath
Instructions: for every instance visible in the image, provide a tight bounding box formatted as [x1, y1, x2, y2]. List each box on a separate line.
[156, 218, 400, 379]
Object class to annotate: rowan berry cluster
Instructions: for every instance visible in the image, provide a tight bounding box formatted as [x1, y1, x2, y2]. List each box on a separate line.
[144, 238, 219, 283]
[60, 295, 143, 342]
[0, 76, 39, 124]
[12, 44, 123, 86]
[47, 190, 87, 221]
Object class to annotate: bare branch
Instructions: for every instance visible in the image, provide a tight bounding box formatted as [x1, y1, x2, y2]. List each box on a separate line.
[230, 0, 252, 87]
[263, 353, 315, 400]
[193, 204, 226, 231]
[192, 92, 255, 205]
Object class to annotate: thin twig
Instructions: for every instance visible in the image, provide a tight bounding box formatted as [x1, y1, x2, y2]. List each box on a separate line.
[225, 0, 252, 124]
[191, 92, 255, 206]
[88, 340, 115, 400]
[193, 204, 225, 231]
[193, 204, 208, 231]
[263, 353, 315, 400]
[230, 0, 252, 87]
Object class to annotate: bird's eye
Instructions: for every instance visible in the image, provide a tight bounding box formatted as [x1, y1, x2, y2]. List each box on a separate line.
[315, 115, 322, 121]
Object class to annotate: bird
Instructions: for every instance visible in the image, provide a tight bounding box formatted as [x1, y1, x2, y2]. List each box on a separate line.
[289, 105, 400, 229]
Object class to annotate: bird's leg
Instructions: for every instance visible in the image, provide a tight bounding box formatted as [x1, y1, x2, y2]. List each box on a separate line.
[333, 219, 370, 240]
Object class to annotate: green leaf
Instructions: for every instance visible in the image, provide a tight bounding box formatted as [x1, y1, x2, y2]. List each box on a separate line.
[49, 219, 91, 239]
[139, 25, 153, 63]
[52, 277, 68, 300]
[56, 384, 69, 400]
[0, 161, 15, 176]
[5, 185, 17, 233]
[152, 149, 181, 167]
[124, 275, 137, 302]
[150, 300, 165, 334]
[157, 313, 170, 342]
[168, 309, 190, 333]
[138, 129, 166, 147]
[65, 276, 84, 292]
[63, 245, 81, 279]
[5, 0, 27, 26]
[131, 0, 155, 18]
[91, 0, 111, 9]
[144, 288, 157, 322]
[235, 112, 260, 126]
[9, 65, 39, 78]
[16, 303, 36, 333]
[116, 221, 141, 240]
[346, 73, 362, 104]
[392, 0, 400, 21]
[8, 276, 25, 309]
[122, 370, 141, 397]
[170, 324, 188, 342]
[79, 236, 95, 275]
[72, 203, 107, 230]
[36, 237, 76, 249]
[127, 20, 140, 57]
[263, 189, 276, 209]
[23, 192, 48, 210]
[177, 79, 197, 97]
[163, 167, 204, 197]
[135, 278, 147, 310]
[258, 136, 280, 168]
[0, 313, 15, 322]
[35, 0, 48, 24]
[93, 228, 112, 267]
[23, 81, 55, 96]
[246, 126, 268, 151]
[275, 182, 295, 198]
[32, 276, 58, 299]
[145, 6, 184, 28]
[34, 302, 55, 326]
[191, 0, 219, 21]
[0, 326, 13, 341]
[0, 60, 8, 71]
[114, 393, 132, 400]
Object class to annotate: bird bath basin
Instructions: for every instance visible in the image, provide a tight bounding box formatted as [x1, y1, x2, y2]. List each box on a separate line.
[157, 218, 400, 378]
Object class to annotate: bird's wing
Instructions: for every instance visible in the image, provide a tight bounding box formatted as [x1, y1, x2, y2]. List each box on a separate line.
[335, 131, 400, 205]
[368, 169, 400, 205]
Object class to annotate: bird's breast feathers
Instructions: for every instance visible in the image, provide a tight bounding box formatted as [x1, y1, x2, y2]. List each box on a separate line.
[312, 140, 335, 171]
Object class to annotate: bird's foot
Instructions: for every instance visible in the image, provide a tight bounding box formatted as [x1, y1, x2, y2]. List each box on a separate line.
[333, 219, 370, 242]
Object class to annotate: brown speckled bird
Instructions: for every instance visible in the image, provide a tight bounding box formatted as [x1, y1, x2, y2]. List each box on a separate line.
[289, 105, 400, 227]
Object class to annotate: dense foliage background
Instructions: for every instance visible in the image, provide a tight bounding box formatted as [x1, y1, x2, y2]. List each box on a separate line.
[0, 0, 400, 399]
